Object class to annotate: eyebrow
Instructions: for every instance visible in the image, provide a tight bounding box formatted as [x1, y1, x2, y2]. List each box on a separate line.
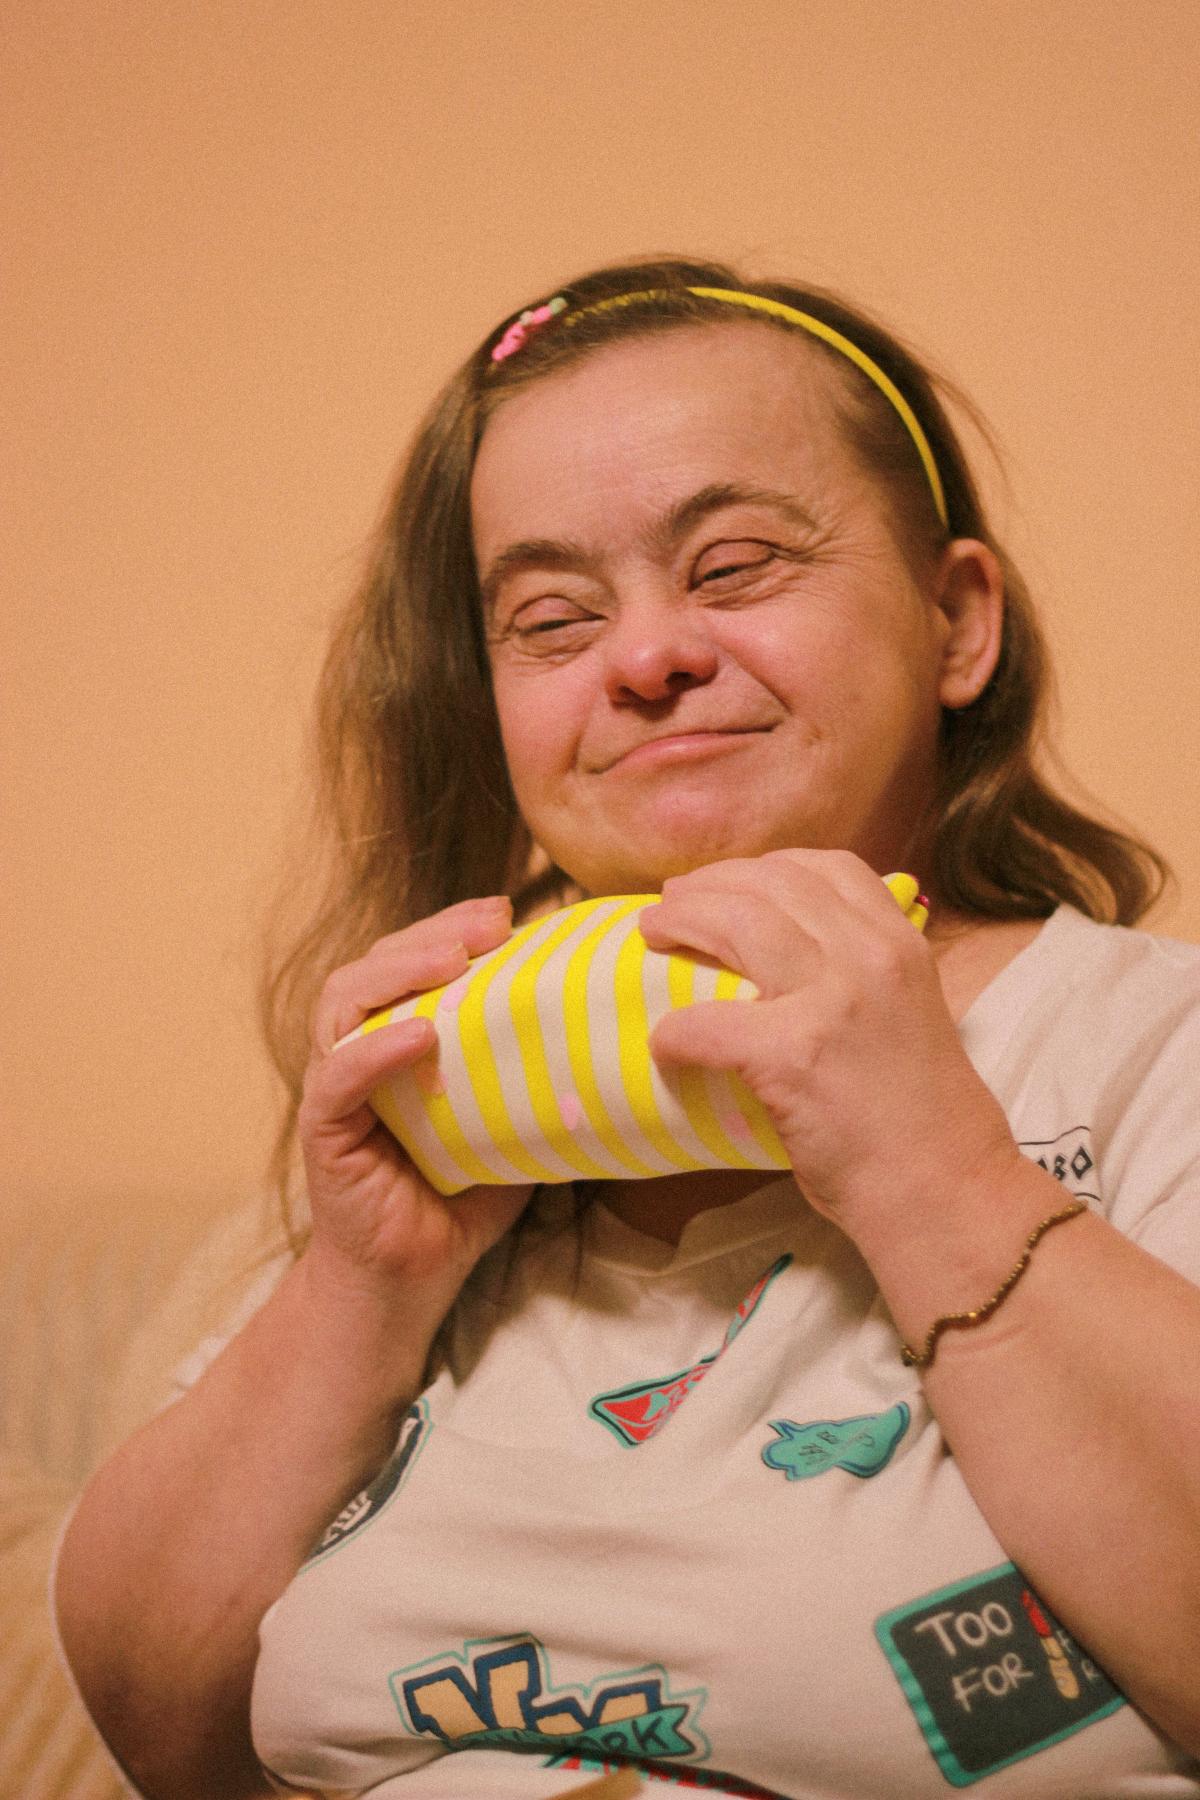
[477, 482, 818, 615]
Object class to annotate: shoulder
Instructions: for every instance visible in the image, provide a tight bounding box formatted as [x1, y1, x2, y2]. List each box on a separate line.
[1050, 904, 1200, 970]
[960, 907, 1200, 1092]
[1019, 912, 1200, 1254]
[1040, 908, 1200, 1042]
[961, 909, 1200, 1233]
[1035, 908, 1200, 1122]
[983, 905, 1200, 1041]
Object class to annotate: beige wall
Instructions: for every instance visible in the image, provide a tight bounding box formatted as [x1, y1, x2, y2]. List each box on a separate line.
[5, 0, 1198, 1217]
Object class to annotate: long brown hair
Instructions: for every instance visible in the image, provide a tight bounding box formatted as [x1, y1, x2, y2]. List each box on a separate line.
[258, 255, 1167, 1234]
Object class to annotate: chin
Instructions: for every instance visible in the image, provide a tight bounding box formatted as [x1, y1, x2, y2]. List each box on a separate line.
[561, 821, 822, 896]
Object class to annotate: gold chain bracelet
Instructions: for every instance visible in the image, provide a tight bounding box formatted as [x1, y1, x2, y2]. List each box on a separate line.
[899, 1199, 1090, 1369]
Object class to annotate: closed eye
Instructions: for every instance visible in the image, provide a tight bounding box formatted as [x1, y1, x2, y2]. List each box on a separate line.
[517, 606, 600, 636]
[490, 601, 600, 653]
[700, 557, 769, 582]
[695, 542, 777, 585]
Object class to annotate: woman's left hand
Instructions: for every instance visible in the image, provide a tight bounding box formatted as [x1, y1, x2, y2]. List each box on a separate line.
[640, 848, 1020, 1243]
[645, 850, 1200, 1759]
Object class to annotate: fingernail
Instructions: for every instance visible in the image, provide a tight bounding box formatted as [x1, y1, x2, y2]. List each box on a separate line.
[395, 1016, 432, 1046]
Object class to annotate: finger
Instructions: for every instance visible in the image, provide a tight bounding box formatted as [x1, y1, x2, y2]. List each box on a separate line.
[763, 850, 929, 933]
[649, 997, 769, 1075]
[646, 853, 927, 991]
[643, 860, 839, 968]
[373, 894, 513, 958]
[312, 897, 513, 1054]
[313, 940, 468, 1057]
[660, 849, 921, 939]
[302, 1014, 437, 1156]
[640, 888, 820, 999]
[730, 853, 934, 968]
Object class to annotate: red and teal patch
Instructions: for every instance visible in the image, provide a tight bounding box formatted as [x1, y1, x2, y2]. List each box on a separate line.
[588, 1254, 791, 1447]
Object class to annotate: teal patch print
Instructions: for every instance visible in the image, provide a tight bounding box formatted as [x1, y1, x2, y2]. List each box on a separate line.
[304, 1398, 429, 1564]
[876, 1563, 1124, 1786]
[393, 1635, 710, 1768]
[762, 1402, 910, 1481]
[589, 1254, 791, 1447]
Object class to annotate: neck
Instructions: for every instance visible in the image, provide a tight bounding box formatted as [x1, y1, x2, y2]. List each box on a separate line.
[582, 1169, 777, 1245]
[924, 908, 1047, 1022]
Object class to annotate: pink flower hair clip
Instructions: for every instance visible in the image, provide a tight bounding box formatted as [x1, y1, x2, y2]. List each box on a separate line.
[490, 295, 569, 364]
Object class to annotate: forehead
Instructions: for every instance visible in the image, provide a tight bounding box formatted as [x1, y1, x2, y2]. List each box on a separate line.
[470, 321, 855, 545]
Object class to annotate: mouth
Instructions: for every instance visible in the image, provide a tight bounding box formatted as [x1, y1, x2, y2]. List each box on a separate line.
[601, 726, 774, 773]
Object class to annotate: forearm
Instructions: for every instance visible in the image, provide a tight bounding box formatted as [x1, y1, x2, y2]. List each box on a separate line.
[858, 1153, 1200, 1754]
[54, 1252, 434, 1800]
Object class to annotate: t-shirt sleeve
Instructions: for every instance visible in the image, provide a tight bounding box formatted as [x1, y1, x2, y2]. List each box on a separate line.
[1092, 944, 1200, 1286]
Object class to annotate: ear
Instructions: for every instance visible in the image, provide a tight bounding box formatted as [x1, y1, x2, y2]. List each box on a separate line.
[930, 539, 1005, 709]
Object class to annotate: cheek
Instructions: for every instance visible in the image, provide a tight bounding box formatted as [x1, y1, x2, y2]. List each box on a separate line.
[725, 601, 937, 744]
[718, 603, 844, 708]
[491, 664, 583, 799]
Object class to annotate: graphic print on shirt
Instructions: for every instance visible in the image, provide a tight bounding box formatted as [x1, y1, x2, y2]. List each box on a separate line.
[392, 1635, 710, 1768]
[875, 1562, 1124, 1786]
[303, 1399, 429, 1565]
[1019, 1126, 1099, 1203]
[588, 1254, 792, 1447]
[546, 1750, 787, 1796]
[762, 1402, 910, 1481]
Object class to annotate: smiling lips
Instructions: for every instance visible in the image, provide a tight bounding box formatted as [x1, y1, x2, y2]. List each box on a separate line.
[600, 725, 774, 772]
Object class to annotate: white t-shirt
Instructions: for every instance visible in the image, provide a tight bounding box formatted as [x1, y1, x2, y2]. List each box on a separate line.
[232, 910, 1200, 1794]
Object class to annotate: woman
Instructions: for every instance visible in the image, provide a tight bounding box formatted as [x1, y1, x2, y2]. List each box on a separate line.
[54, 260, 1200, 1799]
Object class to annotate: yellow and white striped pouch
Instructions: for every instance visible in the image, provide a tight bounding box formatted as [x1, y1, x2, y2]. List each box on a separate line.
[346, 875, 928, 1196]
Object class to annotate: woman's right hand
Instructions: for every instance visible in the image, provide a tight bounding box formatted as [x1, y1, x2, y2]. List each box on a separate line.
[54, 895, 532, 1800]
[296, 894, 533, 1357]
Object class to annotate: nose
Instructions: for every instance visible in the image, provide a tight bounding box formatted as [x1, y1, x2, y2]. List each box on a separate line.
[602, 602, 719, 705]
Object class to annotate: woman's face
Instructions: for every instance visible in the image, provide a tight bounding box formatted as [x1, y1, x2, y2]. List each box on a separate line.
[472, 323, 974, 895]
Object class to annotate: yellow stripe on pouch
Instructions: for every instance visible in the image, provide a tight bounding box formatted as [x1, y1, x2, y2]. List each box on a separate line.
[349, 873, 927, 1194]
[613, 922, 708, 1173]
[665, 955, 758, 1171]
[508, 899, 619, 1180]
[454, 914, 566, 1184]
[562, 898, 660, 1178]
[360, 983, 504, 1193]
[411, 983, 512, 1190]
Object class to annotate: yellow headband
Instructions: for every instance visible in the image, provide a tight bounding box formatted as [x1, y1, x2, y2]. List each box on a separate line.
[495, 285, 949, 531]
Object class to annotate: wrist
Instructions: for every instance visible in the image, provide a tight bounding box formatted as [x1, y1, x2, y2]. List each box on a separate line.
[840, 1143, 1073, 1359]
[898, 1197, 1089, 1368]
[276, 1250, 443, 1417]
